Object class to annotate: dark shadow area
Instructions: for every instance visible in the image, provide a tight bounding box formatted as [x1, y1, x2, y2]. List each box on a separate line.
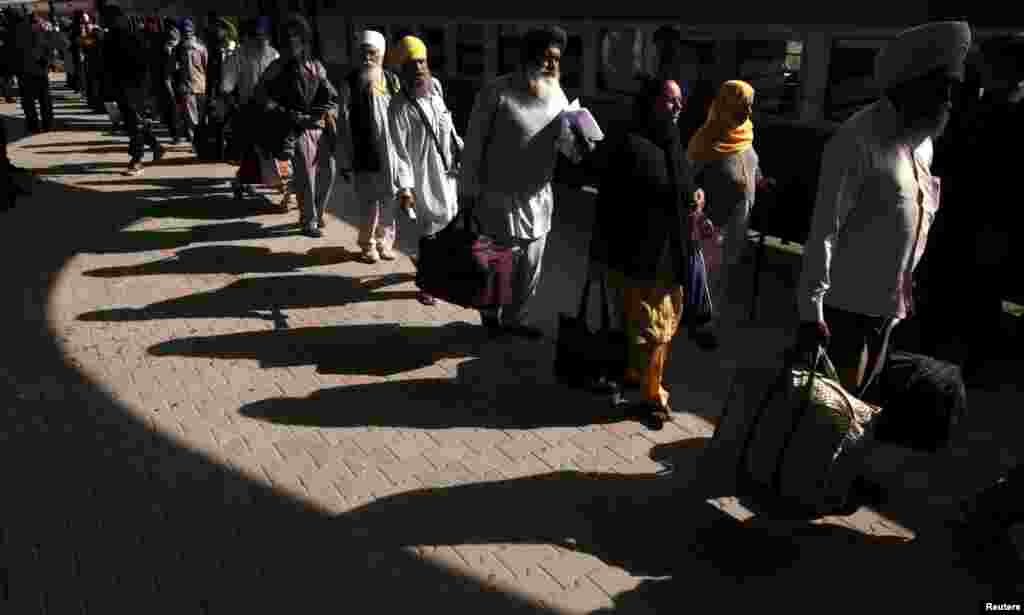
[80, 273, 417, 322]
[152, 320, 479, 372]
[33, 155, 223, 175]
[237, 362, 623, 430]
[343, 466, 994, 613]
[84, 244, 363, 277]
[19, 139, 129, 149]
[79, 220, 302, 254]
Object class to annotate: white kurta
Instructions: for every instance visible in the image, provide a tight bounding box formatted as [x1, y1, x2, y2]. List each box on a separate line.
[338, 78, 394, 203]
[797, 98, 941, 323]
[458, 73, 570, 240]
[389, 78, 464, 235]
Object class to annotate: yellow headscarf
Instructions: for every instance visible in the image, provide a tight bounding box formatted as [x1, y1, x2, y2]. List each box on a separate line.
[687, 80, 755, 162]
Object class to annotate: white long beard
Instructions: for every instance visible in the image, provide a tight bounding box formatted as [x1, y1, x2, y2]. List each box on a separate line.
[360, 65, 383, 88]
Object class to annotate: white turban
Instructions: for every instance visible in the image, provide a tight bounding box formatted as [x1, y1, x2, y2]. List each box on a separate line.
[875, 21, 972, 91]
[357, 30, 386, 55]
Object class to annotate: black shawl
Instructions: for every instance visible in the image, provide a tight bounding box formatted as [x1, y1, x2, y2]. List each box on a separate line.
[345, 68, 398, 173]
[590, 115, 696, 285]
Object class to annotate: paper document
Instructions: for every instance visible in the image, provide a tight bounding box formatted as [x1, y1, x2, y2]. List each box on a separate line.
[564, 99, 605, 141]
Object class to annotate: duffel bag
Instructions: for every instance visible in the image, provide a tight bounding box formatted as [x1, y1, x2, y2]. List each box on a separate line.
[415, 206, 515, 309]
[720, 346, 883, 516]
[872, 350, 968, 452]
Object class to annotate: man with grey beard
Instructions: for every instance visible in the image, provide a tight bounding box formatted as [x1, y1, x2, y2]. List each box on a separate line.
[388, 35, 463, 306]
[797, 21, 971, 398]
[459, 26, 578, 339]
[337, 30, 402, 263]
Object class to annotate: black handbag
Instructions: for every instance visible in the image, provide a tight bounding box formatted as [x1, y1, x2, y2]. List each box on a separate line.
[415, 207, 515, 309]
[555, 271, 627, 391]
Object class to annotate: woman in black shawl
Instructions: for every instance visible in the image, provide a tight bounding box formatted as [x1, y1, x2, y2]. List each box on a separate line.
[589, 75, 704, 429]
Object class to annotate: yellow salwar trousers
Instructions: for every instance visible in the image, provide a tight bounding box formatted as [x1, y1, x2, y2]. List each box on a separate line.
[606, 242, 685, 409]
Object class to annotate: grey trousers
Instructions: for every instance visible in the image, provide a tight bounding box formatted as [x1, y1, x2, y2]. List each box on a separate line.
[292, 129, 337, 226]
[480, 232, 548, 326]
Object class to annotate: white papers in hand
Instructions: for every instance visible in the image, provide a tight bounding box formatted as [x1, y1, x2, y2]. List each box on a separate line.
[563, 100, 604, 141]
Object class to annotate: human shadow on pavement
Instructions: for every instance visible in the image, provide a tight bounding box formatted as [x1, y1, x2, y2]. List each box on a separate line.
[80, 273, 417, 322]
[83, 244, 363, 277]
[80, 220, 301, 254]
[18, 139, 125, 149]
[151, 320, 479, 372]
[233, 335, 704, 429]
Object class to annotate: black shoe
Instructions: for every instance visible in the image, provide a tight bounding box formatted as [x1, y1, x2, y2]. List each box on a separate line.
[153, 145, 165, 162]
[481, 315, 504, 337]
[623, 401, 667, 430]
[503, 323, 544, 340]
[689, 327, 720, 351]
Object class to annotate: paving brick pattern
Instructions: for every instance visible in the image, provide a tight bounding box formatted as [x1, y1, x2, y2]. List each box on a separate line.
[2, 82, 1021, 613]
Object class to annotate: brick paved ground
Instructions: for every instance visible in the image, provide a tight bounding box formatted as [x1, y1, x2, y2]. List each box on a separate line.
[2, 80, 1021, 613]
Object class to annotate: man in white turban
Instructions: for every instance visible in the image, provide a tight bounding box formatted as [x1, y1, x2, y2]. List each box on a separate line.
[797, 21, 971, 398]
[336, 30, 402, 263]
[388, 35, 464, 305]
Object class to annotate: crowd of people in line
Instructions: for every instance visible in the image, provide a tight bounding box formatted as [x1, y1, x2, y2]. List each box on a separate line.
[1, 8, 1020, 583]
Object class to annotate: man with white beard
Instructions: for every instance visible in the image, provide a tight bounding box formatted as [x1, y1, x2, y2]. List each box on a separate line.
[459, 26, 581, 339]
[797, 22, 971, 398]
[388, 35, 464, 306]
[337, 30, 402, 263]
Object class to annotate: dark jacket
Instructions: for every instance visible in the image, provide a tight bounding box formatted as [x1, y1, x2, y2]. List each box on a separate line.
[345, 68, 400, 173]
[102, 26, 153, 103]
[589, 120, 697, 285]
[256, 57, 339, 160]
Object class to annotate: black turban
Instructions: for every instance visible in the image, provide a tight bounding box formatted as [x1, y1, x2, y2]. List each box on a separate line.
[520, 26, 568, 65]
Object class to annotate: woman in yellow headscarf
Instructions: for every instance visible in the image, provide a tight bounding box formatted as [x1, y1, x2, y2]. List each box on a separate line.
[686, 80, 772, 347]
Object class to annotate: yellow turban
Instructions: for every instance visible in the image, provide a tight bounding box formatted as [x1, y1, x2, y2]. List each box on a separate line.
[687, 80, 755, 162]
[391, 35, 428, 66]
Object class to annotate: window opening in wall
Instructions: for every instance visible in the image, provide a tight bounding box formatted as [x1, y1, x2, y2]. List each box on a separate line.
[498, 24, 522, 76]
[561, 31, 583, 90]
[738, 37, 803, 118]
[421, 26, 446, 79]
[826, 39, 884, 122]
[457, 23, 486, 78]
[598, 28, 646, 94]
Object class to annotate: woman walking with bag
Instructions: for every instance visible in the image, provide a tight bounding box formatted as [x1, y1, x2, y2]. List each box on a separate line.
[590, 76, 704, 429]
[686, 80, 774, 348]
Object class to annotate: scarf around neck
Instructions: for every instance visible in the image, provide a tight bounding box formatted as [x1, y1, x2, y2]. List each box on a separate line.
[687, 80, 755, 162]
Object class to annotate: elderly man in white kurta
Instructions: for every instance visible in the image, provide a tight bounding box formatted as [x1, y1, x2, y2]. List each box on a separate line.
[389, 35, 464, 306]
[459, 26, 579, 339]
[797, 21, 971, 398]
[337, 30, 402, 264]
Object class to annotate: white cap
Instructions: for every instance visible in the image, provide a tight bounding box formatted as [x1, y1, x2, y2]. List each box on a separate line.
[357, 30, 386, 54]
